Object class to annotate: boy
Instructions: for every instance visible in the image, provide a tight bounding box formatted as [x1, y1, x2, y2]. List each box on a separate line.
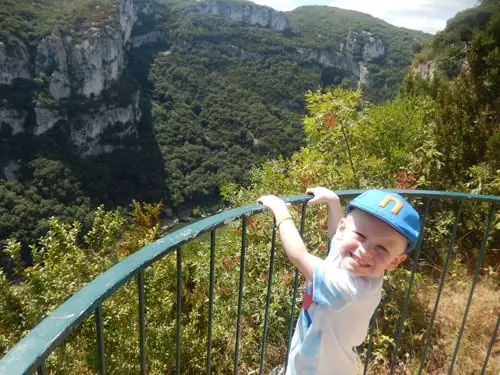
[257, 187, 420, 375]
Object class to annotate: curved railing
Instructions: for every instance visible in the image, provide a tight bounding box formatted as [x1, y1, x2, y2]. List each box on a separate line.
[0, 190, 498, 374]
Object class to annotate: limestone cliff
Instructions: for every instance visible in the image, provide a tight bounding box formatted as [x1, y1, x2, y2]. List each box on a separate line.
[0, 41, 32, 84]
[0, 0, 405, 165]
[412, 60, 437, 81]
[340, 30, 386, 63]
[1, 0, 150, 158]
[71, 91, 141, 157]
[35, 0, 137, 100]
[0, 107, 28, 135]
[183, 0, 289, 32]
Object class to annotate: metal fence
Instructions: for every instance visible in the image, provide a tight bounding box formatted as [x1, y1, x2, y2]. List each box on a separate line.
[0, 190, 498, 374]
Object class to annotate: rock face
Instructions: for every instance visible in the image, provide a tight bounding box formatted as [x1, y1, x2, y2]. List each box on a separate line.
[296, 47, 360, 76]
[341, 30, 386, 62]
[184, 0, 289, 32]
[0, 41, 32, 84]
[34, 107, 65, 135]
[0, 107, 28, 135]
[71, 91, 141, 156]
[0, 0, 152, 157]
[33, 91, 141, 155]
[34, 33, 71, 100]
[35, 0, 137, 100]
[0, 0, 394, 161]
[359, 63, 370, 86]
[412, 60, 437, 81]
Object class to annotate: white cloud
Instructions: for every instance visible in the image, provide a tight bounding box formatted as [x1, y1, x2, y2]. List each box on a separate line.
[251, 0, 479, 34]
[328, 0, 478, 33]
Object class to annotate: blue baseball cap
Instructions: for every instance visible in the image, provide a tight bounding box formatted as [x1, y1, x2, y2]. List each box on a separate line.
[346, 190, 420, 253]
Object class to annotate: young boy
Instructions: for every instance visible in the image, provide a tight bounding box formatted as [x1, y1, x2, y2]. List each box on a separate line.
[257, 187, 420, 375]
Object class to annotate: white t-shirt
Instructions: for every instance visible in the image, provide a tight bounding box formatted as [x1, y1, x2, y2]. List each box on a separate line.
[286, 239, 383, 375]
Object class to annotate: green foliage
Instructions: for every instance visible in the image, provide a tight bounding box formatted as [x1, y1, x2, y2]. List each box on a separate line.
[415, 0, 500, 79]
[1, 1, 499, 373]
[400, 3, 499, 197]
[0, 201, 294, 373]
[0, 0, 114, 47]
[222, 86, 498, 372]
[222, 87, 439, 204]
[287, 5, 428, 60]
[0, 158, 94, 249]
[148, 42, 307, 208]
[0, 202, 160, 372]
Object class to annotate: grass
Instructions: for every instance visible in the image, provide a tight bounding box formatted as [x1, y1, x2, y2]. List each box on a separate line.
[357, 270, 500, 374]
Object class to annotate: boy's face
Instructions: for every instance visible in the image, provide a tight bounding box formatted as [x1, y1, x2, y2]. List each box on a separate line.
[334, 208, 408, 278]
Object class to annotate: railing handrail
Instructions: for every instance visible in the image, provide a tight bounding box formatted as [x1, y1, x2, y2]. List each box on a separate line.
[0, 189, 498, 374]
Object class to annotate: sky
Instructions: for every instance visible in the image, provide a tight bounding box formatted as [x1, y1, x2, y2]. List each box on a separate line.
[250, 0, 480, 34]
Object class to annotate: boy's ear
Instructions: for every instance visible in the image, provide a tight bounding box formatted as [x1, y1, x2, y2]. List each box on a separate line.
[386, 254, 407, 270]
[334, 217, 347, 240]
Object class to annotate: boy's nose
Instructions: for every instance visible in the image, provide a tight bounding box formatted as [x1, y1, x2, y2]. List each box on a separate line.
[357, 242, 374, 260]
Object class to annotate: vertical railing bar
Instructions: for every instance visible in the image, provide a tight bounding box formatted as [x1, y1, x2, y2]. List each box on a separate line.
[285, 203, 307, 372]
[448, 205, 495, 374]
[258, 219, 278, 375]
[284, 270, 300, 373]
[389, 198, 431, 373]
[138, 270, 146, 375]
[233, 216, 247, 375]
[417, 200, 463, 375]
[363, 307, 378, 375]
[481, 314, 500, 375]
[37, 362, 47, 375]
[206, 230, 216, 375]
[96, 304, 106, 375]
[176, 246, 182, 375]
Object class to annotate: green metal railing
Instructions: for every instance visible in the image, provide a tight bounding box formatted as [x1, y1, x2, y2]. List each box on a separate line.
[0, 190, 498, 374]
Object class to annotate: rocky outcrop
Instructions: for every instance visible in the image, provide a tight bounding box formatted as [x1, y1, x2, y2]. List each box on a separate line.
[296, 47, 359, 74]
[34, 107, 65, 135]
[359, 63, 370, 86]
[35, 0, 137, 99]
[31, 91, 140, 156]
[0, 41, 32, 84]
[115, 0, 136, 42]
[0, 0, 163, 154]
[362, 36, 385, 62]
[412, 60, 437, 81]
[71, 91, 141, 156]
[34, 33, 71, 100]
[296, 47, 375, 87]
[341, 30, 386, 62]
[0, 107, 28, 135]
[212, 43, 368, 86]
[184, 1, 289, 32]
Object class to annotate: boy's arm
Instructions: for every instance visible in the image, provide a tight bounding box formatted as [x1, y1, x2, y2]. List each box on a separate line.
[257, 195, 321, 281]
[306, 187, 343, 239]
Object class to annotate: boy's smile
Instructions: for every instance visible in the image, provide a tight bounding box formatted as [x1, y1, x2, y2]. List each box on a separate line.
[335, 208, 408, 278]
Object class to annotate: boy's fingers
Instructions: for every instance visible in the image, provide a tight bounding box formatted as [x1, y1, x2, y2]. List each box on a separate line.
[306, 198, 317, 206]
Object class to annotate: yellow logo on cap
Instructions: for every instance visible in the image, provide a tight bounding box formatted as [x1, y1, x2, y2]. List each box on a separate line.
[379, 195, 403, 215]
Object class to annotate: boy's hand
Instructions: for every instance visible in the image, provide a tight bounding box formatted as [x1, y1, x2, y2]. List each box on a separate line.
[306, 187, 343, 238]
[257, 195, 290, 218]
[306, 187, 339, 206]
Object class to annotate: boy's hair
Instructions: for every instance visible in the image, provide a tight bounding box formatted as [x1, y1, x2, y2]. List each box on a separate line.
[346, 190, 421, 254]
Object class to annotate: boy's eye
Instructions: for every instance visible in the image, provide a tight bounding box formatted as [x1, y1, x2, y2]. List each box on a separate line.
[352, 231, 366, 240]
[375, 245, 388, 253]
